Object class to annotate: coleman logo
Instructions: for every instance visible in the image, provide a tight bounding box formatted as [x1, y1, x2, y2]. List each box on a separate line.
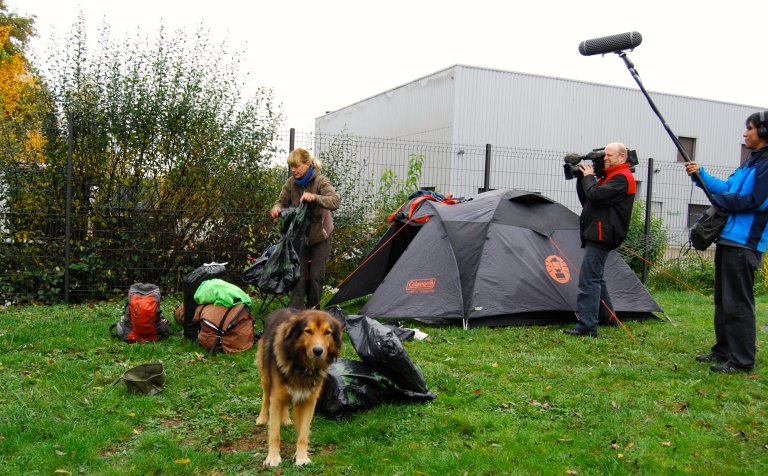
[545, 255, 570, 284]
[406, 278, 436, 294]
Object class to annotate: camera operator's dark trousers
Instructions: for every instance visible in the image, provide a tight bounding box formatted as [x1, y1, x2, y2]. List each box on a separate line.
[711, 244, 760, 369]
[289, 234, 332, 310]
[576, 245, 614, 332]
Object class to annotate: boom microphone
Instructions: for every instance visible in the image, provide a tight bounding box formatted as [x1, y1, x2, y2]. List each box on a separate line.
[578, 31, 642, 56]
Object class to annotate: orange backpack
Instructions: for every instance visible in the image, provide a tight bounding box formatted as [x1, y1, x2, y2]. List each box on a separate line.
[110, 283, 170, 343]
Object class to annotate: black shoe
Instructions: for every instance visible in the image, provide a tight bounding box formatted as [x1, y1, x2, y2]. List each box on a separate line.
[710, 362, 752, 373]
[695, 353, 725, 363]
[563, 327, 597, 337]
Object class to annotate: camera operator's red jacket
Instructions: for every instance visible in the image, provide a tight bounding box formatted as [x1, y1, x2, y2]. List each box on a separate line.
[576, 162, 636, 250]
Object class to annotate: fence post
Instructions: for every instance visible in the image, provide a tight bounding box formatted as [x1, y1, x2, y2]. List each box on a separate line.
[289, 128, 295, 152]
[64, 111, 74, 303]
[642, 157, 654, 284]
[484, 144, 492, 192]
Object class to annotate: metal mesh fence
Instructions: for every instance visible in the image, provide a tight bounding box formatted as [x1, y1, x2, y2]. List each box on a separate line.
[2, 128, 731, 304]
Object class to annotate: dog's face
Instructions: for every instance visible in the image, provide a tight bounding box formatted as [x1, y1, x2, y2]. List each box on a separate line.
[284, 310, 342, 370]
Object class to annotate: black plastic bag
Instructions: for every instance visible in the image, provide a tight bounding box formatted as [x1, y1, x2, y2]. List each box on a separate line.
[343, 313, 435, 398]
[182, 262, 227, 340]
[317, 358, 435, 420]
[242, 203, 311, 295]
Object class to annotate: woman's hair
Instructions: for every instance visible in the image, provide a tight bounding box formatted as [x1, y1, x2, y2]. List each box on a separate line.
[287, 148, 322, 169]
[746, 112, 763, 129]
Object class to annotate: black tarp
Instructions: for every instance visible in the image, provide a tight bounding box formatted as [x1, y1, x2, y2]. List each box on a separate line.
[242, 203, 311, 295]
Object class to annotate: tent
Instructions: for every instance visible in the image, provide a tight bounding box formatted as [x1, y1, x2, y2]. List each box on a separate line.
[327, 189, 662, 328]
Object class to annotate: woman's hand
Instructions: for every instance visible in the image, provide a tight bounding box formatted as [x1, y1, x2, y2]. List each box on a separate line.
[270, 205, 281, 218]
[300, 192, 316, 203]
[684, 162, 699, 177]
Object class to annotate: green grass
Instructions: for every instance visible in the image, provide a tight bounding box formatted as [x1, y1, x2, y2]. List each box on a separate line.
[1, 291, 767, 475]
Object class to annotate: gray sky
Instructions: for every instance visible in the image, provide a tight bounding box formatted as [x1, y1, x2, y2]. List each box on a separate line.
[12, 0, 768, 131]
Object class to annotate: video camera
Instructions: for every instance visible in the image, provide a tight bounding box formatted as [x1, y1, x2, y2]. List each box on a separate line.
[562, 148, 638, 180]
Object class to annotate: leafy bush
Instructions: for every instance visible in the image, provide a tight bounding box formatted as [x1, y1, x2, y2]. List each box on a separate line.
[621, 200, 668, 278]
[1, 20, 282, 303]
[318, 131, 380, 286]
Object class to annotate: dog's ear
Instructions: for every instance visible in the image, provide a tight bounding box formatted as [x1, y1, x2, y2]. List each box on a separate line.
[283, 312, 306, 343]
[327, 314, 343, 359]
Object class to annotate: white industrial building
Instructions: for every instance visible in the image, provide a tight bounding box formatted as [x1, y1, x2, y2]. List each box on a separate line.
[314, 64, 764, 244]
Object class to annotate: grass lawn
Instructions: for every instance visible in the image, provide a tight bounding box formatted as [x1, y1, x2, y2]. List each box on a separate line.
[1, 290, 767, 475]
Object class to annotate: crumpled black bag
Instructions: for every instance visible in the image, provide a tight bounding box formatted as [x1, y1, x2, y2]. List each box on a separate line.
[317, 358, 433, 420]
[242, 203, 311, 295]
[344, 314, 434, 398]
[689, 205, 729, 251]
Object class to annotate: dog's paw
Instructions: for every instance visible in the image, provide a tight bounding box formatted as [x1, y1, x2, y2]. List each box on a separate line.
[281, 417, 293, 426]
[255, 415, 267, 425]
[295, 456, 311, 466]
[263, 454, 282, 467]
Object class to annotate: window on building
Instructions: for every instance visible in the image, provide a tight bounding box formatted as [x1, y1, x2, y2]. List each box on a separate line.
[676, 137, 696, 162]
[650, 201, 663, 218]
[420, 186, 436, 192]
[687, 203, 709, 228]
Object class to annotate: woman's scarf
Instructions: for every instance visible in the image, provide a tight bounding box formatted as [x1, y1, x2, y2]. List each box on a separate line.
[295, 165, 314, 187]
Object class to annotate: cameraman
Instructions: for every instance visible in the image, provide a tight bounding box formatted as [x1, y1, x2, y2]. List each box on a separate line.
[564, 142, 636, 337]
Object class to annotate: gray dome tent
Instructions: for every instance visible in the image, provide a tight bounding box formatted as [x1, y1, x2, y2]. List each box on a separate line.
[327, 189, 662, 328]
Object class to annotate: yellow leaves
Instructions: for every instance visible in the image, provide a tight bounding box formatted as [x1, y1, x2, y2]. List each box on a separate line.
[0, 26, 11, 46]
[610, 440, 636, 460]
[174, 458, 191, 464]
[0, 48, 28, 114]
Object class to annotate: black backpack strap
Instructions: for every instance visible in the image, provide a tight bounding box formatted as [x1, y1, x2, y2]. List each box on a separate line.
[223, 305, 249, 333]
[208, 306, 235, 356]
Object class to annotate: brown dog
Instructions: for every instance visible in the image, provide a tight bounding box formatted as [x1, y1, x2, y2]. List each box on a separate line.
[256, 308, 342, 467]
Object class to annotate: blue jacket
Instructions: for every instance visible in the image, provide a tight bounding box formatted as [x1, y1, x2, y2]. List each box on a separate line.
[695, 146, 768, 252]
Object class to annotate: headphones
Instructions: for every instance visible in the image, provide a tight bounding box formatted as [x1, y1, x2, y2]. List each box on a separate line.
[759, 111, 768, 139]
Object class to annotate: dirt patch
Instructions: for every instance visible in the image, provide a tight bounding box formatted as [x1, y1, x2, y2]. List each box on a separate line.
[217, 426, 267, 453]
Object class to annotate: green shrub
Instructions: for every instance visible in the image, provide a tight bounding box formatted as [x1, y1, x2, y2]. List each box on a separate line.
[620, 200, 668, 279]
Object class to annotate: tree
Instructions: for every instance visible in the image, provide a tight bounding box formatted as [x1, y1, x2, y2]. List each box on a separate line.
[2, 18, 283, 302]
[0, 1, 44, 159]
[0, 0, 35, 57]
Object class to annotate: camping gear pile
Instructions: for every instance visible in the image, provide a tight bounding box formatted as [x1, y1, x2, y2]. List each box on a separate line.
[177, 269, 256, 355]
[192, 278, 255, 354]
[328, 189, 662, 327]
[181, 262, 228, 339]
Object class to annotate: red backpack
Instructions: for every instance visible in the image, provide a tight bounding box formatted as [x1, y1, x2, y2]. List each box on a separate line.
[110, 283, 170, 343]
